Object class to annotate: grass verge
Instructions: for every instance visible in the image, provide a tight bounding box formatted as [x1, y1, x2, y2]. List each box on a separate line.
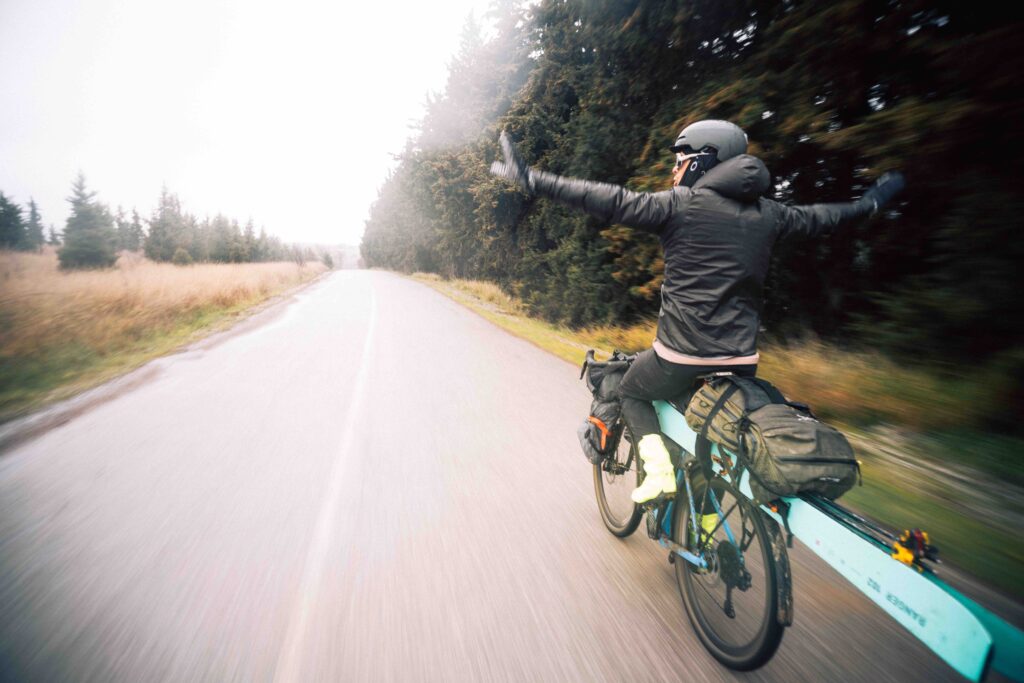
[1, 249, 326, 422]
[847, 464, 1022, 598]
[413, 272, 1023, 600]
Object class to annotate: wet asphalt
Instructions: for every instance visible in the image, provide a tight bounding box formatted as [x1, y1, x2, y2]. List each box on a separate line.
[0, 271, 961, 682]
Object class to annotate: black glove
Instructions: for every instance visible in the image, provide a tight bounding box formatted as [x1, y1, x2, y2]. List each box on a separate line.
[489, 130, 534, 193]
[860, 171, 906, 215]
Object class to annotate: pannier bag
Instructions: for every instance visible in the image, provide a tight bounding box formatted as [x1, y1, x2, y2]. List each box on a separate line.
[685, 375, 860, 502]
[577, 350, 633, 465]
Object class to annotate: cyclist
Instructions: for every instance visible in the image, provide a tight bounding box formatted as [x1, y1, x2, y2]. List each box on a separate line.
[490, 120, 904, 504]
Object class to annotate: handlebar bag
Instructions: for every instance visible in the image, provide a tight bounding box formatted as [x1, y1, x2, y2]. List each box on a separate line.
[577, 350, 633, 465]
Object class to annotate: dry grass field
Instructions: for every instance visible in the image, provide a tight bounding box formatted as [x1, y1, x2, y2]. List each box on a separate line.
[0, 248, 326, 420]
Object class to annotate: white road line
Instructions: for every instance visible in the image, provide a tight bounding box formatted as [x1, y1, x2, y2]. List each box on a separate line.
[273, 288, 377, 683]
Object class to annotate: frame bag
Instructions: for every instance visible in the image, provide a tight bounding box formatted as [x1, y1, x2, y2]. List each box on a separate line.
[685, 375, 860, 502]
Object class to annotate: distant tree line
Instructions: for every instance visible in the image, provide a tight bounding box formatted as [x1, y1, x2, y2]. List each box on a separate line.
[0, 193, 47, 252]
[2, 173, 316, 269]
[142, 186, 299, 266]
[361, 0, 1024, 382]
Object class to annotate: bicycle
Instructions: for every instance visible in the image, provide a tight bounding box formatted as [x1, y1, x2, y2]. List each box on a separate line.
[587, 351, 1024, 680]
[594, 371, 788, 669]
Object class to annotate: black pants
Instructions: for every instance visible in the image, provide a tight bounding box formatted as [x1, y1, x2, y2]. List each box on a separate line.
[616, 349, 757, 437]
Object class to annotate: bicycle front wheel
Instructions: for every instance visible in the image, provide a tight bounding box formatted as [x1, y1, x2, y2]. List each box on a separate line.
[673, 475, 784, 670]
[593, 420, 643, 537]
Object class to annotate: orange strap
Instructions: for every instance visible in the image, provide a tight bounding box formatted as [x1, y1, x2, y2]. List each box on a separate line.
[587, 416, 611, 450]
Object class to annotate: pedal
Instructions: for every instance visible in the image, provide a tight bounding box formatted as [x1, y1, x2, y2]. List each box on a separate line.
[646, 506, 660, 539]
[641, 491, 674, 509]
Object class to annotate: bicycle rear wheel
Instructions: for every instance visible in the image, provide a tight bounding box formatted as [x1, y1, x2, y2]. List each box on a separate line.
[673, 475, 783, 670]
[593, 421, 643, 537]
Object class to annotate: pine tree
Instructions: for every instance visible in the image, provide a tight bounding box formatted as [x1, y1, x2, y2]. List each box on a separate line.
[58, 173, 118, 269]
[127, 209, 145, 251]
[256, 226, 269, 261]
[22, 199, 45, 251]
[145, 188, 184, 261]
[243, 219, 257, 262]
[179, 212, 201, 262]
[47, 224, 61, 246]
[208, 214, 233, 262]
[114, 205, 142, 252]
[227, 219, 245, 262]
[115, 206, 130, 251]
[0, 192, 25, 249]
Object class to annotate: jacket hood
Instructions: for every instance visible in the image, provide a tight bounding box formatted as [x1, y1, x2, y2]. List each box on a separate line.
[693, 155, 770, 202]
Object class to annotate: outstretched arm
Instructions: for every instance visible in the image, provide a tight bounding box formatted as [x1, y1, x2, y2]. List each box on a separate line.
[774, 172, 906, 240]
[490, 131, 677, 233]
[528, 169, 677, 232]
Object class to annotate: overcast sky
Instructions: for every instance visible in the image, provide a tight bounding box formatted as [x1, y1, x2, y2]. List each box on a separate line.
[0, 0, 498, 246]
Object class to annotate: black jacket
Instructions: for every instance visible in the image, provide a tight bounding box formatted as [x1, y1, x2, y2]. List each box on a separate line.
[530, 155, 870, 357]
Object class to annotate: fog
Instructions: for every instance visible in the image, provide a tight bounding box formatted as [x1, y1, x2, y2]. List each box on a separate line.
[0, 0, 497, 246]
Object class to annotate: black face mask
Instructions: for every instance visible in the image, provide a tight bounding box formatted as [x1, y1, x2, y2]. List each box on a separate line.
[676, 147, 720, 188]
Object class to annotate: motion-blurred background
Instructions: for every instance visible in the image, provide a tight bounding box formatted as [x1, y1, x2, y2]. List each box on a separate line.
[362, 0, 1024, 597]
[0, 2, 1021, 679]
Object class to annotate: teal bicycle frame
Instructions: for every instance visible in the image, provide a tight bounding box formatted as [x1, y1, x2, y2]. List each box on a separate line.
[652, 399, 1024, 682]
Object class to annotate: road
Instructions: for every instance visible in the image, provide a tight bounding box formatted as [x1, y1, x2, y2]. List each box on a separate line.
[0, 271, 961, 682]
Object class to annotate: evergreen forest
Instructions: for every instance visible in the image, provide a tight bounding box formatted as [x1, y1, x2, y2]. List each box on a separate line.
[1, 173, 316, 269]
[361, 0, 1023, 406]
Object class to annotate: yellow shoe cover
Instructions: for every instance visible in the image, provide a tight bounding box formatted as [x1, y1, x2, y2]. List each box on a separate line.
[690, 513, 719, 547]
[631, 435, 677, 504]
[701, 512, 719, 538]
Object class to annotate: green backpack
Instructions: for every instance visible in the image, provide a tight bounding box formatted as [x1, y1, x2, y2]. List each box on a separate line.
[685, 375, 860, 503]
